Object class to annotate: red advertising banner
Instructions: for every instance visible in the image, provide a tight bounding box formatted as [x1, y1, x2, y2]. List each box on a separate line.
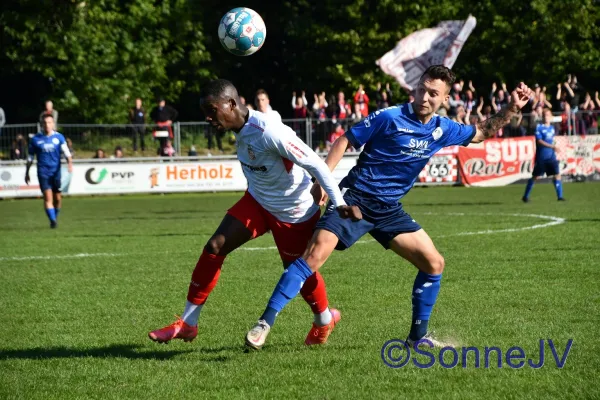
[555, 135, 600, 181]
[458, 137, 536, 186]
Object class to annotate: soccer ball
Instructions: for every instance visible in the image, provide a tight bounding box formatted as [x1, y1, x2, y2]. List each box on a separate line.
[218, 7, 266, 56]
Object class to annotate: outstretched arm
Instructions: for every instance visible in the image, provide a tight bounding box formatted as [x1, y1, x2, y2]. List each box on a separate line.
[471, 83, 533, 143]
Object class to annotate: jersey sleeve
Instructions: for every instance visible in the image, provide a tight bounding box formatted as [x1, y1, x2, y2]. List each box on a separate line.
[440, 118, 477, 146]
[262, 123, 346, 207]
[58, 134, 71, 158]
[346, 110, 391, 148]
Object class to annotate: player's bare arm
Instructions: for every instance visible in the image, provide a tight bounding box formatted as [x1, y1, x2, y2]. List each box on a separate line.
[25, 160, 32, 184]
[471, 83, 533, 143]
[311, 134, 350, 205]
[537, 139, 556, 150]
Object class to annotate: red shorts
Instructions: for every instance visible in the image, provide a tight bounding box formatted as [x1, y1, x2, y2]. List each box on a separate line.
[227, 191, 320, 263]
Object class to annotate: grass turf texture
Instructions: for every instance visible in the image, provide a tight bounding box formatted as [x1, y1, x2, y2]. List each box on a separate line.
[0, 183, 599, 399]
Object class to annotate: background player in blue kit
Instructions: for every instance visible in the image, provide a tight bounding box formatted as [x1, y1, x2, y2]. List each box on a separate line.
[522, 108, 565, 202]
[25, 114, 73, 228]
[245, 65, 533, 350]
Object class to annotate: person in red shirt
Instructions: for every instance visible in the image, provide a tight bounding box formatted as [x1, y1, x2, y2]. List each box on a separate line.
[326, 123, 345, 152]
[291, 91, 308, 137]
[291, 91, 308, 118]
[335, 91, 352, 121]
[353, 84, 369, 118]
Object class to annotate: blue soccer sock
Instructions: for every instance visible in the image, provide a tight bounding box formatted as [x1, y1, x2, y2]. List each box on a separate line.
[45, 207, 56, 223]
[409, 271, 442, 341]
[553, 179, 563, 199]
[55, 208, 60, 219]
[260, 258, 314, 326]
[523, 178, 534, 199]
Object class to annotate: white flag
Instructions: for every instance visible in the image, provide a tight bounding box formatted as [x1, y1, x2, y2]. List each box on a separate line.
[376, 16, 477, 91]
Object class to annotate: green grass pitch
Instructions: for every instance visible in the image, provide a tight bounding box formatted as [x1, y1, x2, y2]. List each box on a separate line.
[1, 183, 599, 399]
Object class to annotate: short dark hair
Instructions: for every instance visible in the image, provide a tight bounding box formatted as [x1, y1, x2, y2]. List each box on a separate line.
[43, 114, 54, 120]
[255, 88, 269, 99]
[420, 65, 456, 88]
[199, 79, 239, 101]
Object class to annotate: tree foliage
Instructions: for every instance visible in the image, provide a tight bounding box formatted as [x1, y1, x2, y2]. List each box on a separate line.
[1, 0, 599, 123]
[1, 0, 210, 123]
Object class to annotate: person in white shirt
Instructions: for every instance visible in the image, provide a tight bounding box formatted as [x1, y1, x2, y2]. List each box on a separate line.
[149, 79, 361, 346]
[255, 88, 282, 122]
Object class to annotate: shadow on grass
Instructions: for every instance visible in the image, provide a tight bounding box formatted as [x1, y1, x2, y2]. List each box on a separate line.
[0, 344, 193, 361]
[0, 343, 309, 362]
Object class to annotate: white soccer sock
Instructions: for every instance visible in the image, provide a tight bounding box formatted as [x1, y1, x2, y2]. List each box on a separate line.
[181, 301, 203, 326]
[314, 307, 332, 326]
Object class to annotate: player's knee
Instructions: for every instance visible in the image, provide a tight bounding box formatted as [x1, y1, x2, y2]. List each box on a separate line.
[426, 254, 445, 275]
[205, 237, 225, 256]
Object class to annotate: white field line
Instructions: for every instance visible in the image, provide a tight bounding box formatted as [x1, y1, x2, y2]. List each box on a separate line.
[0, 253, 122, 261]
[0, 213, 565, 261]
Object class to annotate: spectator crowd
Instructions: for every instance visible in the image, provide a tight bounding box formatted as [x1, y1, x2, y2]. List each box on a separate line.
[2, 74, 600, 160]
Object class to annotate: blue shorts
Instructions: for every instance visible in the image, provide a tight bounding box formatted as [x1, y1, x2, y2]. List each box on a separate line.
[38, 172, 62, 193]
[532, 159, 559, 177]
[316, 179, 421, 250]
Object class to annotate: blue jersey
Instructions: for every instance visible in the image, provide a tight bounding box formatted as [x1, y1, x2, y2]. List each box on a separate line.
[345, 103, 476, 204]
[535, 124, 556, 161]
[28, 132, 66, 177]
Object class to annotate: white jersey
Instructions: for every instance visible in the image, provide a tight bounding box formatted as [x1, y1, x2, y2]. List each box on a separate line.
[263, 107, 282, 122]
[236, 110, 345, 223]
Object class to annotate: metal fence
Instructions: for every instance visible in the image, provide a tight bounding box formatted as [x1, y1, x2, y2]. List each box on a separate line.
[1, 110, 598, 160]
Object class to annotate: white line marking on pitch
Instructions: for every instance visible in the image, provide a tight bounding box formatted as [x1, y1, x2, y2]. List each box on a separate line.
[0, 213, 565, 261]
[0, 253, 121, 262]
[238, 213, 565, 250]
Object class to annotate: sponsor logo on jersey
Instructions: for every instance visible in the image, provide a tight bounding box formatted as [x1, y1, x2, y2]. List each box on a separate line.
[43, 143, 56, 152]
[408, 139, 429, 149]
[240, 161, 267, 173]
[285, 142, 307, 159]
[398, 128, 415, 133]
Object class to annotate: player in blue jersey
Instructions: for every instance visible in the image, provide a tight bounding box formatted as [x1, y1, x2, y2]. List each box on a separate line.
[522, 108, 564, 202]
[25, 114, 73, 228]
[245, 65, 533, 350]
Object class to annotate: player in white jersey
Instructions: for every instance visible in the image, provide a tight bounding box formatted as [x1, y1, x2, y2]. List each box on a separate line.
[149, 79, 361, 345]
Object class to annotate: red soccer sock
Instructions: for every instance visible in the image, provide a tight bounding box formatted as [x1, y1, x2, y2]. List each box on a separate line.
[300, 271, 329, 314]
[187, 249, 226, 305]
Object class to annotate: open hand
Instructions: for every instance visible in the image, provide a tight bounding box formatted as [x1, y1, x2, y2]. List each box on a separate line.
[508, 82, 533, 111]
[336, 205, 362, 221]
